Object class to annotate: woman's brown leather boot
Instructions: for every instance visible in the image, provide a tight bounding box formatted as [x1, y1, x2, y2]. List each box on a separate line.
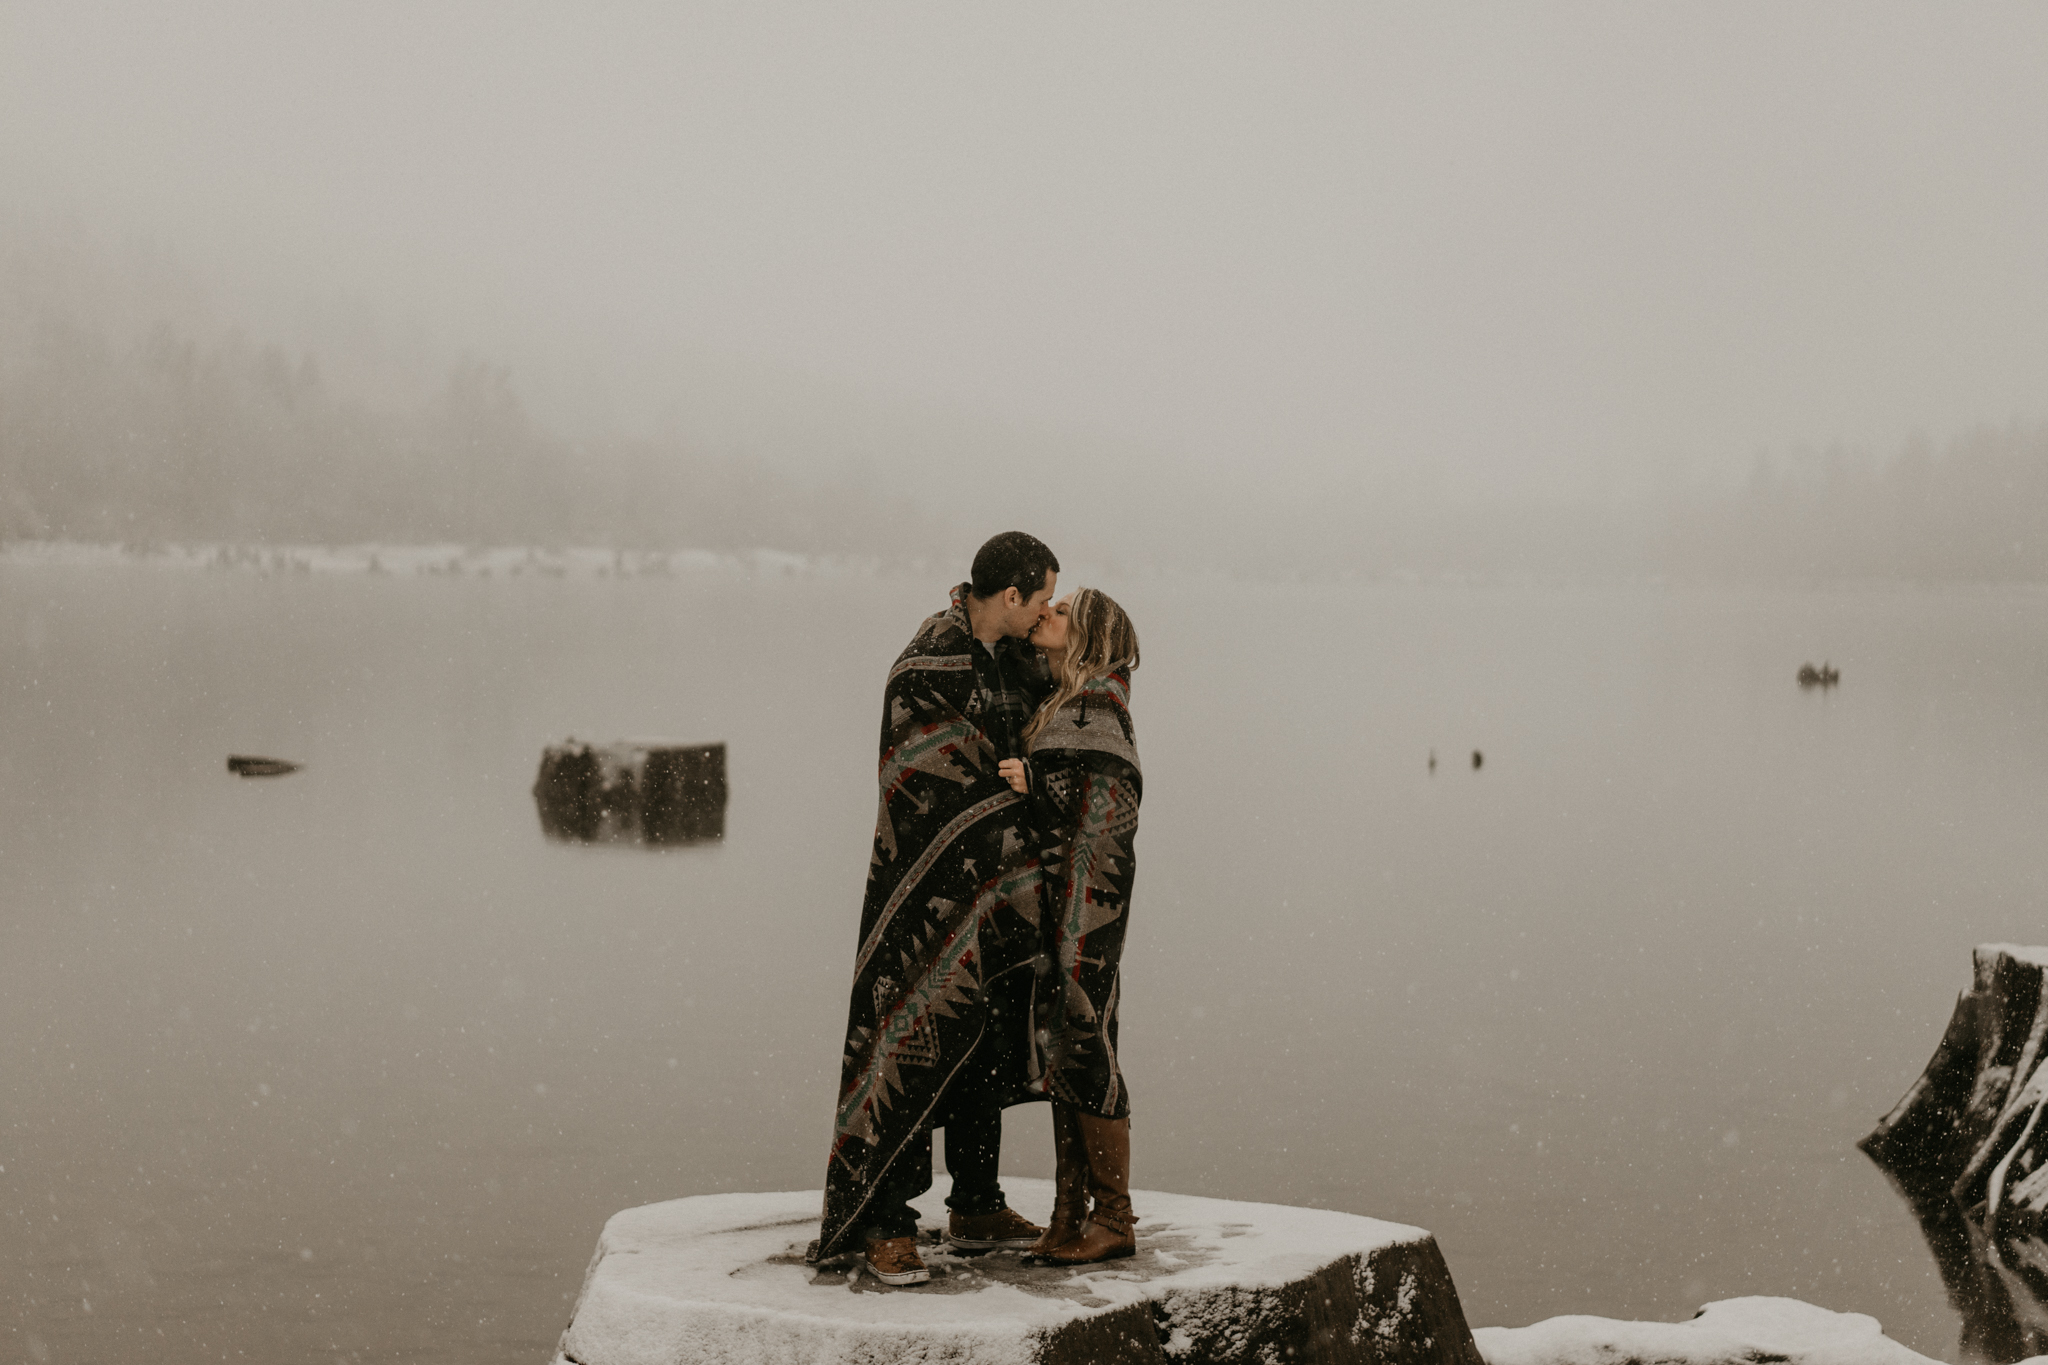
[1027, 1101, 1090, 1257]
[1047, 1113, 1135, 1264]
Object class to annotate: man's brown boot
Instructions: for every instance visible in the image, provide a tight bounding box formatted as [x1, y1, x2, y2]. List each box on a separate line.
[1047, 1113, 1135, 1264]
[1027, 1102, 1090, 1257]
[860, 1234, 930, 1286]
[944, 1205, 1044, 1251]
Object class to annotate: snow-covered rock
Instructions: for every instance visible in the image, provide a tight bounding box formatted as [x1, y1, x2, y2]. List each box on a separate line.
[551, 1178, 1483, 1364]
[1472, 1296, 1946, 1365]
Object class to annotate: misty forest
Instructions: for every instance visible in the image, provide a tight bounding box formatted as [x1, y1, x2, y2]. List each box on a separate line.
[4, 226, 2047, 580]
[0, 234, 933, 560]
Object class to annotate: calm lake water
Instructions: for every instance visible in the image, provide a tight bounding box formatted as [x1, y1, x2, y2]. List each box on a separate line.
[4, 563, 2046, 1363]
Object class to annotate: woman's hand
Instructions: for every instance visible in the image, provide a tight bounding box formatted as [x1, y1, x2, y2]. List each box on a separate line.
[997, 758, 1028, 794]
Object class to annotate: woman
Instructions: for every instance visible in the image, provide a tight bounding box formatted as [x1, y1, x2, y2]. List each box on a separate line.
[996, 588, 1142, 1265]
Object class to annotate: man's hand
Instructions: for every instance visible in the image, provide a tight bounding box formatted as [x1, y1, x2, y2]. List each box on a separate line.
[997, 758, 1028, 794]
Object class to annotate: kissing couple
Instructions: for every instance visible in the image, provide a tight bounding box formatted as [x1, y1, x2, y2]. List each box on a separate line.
[808, 531, 1144, 1286]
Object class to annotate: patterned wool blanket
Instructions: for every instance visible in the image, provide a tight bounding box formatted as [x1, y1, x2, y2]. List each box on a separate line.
[1023, 668, 1142, 1120]
[815, 586, 1051, 1258]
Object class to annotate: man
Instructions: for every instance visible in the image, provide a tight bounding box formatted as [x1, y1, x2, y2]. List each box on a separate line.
[812, 531, 1061, 1285]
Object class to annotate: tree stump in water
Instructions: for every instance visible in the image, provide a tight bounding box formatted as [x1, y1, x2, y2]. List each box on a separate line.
[532, 740, 726, 845]
[1860, 943, 2048, 1363]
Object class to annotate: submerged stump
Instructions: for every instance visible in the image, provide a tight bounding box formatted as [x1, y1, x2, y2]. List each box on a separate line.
[533, 739, 726, 845]
[227, 755, 301, 777]
[1860, 942, 2048, 1363]
[551, 1180, 1483, 1365]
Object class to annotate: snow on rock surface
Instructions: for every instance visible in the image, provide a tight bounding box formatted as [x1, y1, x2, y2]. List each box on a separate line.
[551, 1178, 1483, 1364]
[1473, 1296, 1949, 1365]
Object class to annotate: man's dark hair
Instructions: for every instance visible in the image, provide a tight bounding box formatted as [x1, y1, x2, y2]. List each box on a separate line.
[970, 531, 1059, 601]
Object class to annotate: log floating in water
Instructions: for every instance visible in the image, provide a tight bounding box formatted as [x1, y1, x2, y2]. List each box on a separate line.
[1860, 943, 2048, 1363]
[532, 739, 726, 845]
[227, 755, 301, 777]
[1796, 662, 1840, 688]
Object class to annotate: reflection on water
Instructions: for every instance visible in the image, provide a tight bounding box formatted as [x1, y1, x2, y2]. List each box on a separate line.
[4, 567, 2048, 1363]
[1862, 945, 2048, 1363]
[530, 740, 728, 845]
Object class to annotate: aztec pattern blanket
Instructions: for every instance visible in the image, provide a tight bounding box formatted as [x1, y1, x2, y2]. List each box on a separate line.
[1024, 668, 1141, 1120]
[815, 585, 1052, 1258]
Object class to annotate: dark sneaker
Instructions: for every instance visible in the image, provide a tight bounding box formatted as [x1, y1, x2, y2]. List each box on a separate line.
[944, 1206, 1045, 1251]
[860, 1235, 930, 1286]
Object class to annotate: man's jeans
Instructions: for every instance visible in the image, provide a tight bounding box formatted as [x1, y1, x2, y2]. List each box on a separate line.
[860, 1050, 1009, 1242]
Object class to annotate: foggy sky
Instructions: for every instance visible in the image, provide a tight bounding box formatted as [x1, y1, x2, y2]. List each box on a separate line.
[5, 2, 2048, 519]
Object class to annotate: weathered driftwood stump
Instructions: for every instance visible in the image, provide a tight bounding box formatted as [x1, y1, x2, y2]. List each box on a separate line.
[533, 740, 726, 845]
[552, 1181, 1484, 1365]
[1861, 943, 2048, 1363]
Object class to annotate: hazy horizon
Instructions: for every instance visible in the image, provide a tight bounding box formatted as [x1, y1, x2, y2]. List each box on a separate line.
[7, 212, 2048, 582]
[6, 3, 2048, 574]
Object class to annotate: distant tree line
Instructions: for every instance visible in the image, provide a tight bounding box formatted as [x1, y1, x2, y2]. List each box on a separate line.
[5, 253, 2047, 581]
[1662, 424, 2048, 582]
[0, 309, 937, 558]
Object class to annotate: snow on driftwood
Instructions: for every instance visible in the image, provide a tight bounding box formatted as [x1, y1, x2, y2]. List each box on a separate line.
[1473, 1296, 1952, 1365]
[551, 1178, 1482, 1364]
[1861, 942, 2048, 1363]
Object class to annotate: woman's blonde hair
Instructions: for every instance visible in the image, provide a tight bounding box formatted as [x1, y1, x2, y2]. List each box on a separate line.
[1023, 587, 1140, 746]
